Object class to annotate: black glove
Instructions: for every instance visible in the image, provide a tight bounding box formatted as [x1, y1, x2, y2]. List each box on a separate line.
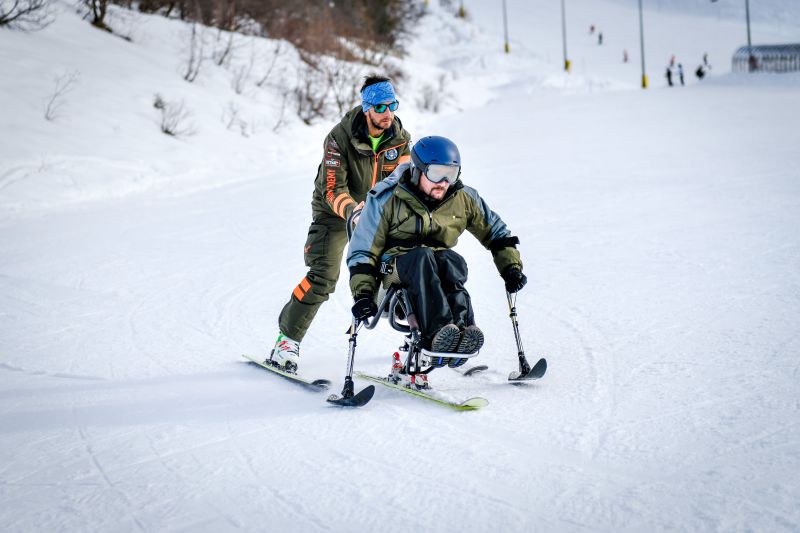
[352, 293, 377, 320]
[502, 267, 527, 293]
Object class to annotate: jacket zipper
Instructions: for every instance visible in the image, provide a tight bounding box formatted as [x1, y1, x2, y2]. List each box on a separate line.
[415, 189, 457, 242]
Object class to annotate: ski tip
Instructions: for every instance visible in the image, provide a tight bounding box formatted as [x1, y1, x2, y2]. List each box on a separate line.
[462, 364, 489, 377]
[311, 379, 332, 390]
[508, 357, 547, 382]
[531, 357, 547, 377]
[459, 397, 489, 410]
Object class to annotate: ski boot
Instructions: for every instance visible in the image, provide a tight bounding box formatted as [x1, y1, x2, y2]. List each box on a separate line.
[269, 333, 300, 373]
[457, 325, 484, 355]
[431, 324, 460, 353]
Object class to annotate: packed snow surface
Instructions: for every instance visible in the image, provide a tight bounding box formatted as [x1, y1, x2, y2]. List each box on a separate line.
[1, 0, 799, 531]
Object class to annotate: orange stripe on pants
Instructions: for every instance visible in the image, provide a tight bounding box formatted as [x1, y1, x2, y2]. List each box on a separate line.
[293, 277, 311, 301]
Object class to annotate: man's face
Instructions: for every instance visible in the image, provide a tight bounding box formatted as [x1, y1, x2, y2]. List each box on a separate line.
[418, 172, 450, 200]
[365, 101, 395, 132]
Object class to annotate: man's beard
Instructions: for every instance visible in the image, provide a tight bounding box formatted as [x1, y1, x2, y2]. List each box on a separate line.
[370, 114, 392, 131]
[424, 186, 447, 202]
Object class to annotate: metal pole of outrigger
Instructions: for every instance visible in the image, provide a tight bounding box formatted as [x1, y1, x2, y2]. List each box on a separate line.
[506, 291, 531, 375]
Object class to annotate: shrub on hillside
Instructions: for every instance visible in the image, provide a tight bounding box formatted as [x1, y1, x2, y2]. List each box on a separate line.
[0, 0, 53, 30]
[154, 94, 196, 137]
[117, 0, 424, 58]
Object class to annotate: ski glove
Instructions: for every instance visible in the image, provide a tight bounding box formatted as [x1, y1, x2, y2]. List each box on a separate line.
[502, 267, 527, 293]
[352, 293, 377, 320]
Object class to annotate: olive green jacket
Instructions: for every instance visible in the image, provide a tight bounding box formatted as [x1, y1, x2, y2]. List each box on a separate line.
[347, 163, 523, 296]
[311, 106, 412, 221]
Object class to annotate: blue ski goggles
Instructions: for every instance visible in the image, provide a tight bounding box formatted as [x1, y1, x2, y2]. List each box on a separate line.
[423, 164, 461, 184]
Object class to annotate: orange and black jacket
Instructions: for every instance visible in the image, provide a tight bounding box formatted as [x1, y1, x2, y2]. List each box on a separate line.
[311, 106, 411, 221]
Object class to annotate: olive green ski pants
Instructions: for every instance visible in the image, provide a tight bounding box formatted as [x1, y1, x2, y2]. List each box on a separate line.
[278, 215, 348, 341]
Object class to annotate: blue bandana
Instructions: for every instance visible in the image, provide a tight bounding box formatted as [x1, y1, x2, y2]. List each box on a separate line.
[361, 81, 397, 112]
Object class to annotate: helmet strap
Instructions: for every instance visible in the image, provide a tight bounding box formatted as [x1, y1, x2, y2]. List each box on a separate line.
[410, 165, 422, 185]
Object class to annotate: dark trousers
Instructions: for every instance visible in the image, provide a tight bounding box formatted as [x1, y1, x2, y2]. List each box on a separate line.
[278, 215, 348, 341]
[394, 248, 474, 346]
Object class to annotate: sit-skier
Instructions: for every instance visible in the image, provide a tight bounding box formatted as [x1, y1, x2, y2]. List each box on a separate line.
[347, 136, 528, 386]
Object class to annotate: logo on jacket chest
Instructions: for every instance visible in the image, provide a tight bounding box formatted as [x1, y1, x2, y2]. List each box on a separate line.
[384, 148, 398, 161]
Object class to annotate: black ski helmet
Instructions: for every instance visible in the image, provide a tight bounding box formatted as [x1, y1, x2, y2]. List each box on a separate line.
[410, 136, 461, 185]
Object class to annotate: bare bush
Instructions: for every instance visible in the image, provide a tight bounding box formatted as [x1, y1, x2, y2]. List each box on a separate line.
[255, 41, 283, 88]
[183, 20, 205, 82]
[221, 100, 249, 136]
[272, 90, 289, 132]
[213, 29, 236, 66]
[44, 70, 80, 122]
[290, 51, 364, 124]
[292, 70, 327, 125]
[84, 0, 111, 31]
[416, 74, 452, 114]
[122, 0, 423, 59]
[326, 61, 361, 116]
[137, 0, 188, 19]
[154, 94, 196, 137]
[0, 0, 53, 30]
[230, 43, 256, 94]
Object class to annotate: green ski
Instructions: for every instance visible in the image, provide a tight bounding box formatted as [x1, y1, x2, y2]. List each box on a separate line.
[242, 354, 331, 391]
[355, 371, 488, 411]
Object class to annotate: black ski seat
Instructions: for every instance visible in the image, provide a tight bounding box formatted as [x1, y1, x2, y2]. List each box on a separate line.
[364, 276, 479, 376]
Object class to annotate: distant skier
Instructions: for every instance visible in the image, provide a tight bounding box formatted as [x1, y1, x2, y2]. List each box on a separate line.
[695, 65, 706, 80]
[589, 24, 595, 35]
[623, 49, 629, 63]
[347, 136, 526, 382]
[666, 65, 673, 86]
[268, 75, 412, 372]
[598, 31, 603, 45]
[677, 63, 685, 86]
[697, 53, 712, 79]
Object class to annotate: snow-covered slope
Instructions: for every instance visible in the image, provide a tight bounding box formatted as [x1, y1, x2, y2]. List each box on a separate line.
[0, 1, 327, 214]
[2, 1, 800, 531]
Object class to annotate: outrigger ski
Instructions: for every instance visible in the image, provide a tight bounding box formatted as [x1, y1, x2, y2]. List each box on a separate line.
[356, 371, 489, 411]
[509, 357, 547, 382]
[242, 354, 331, 391]
[452, 364, 489, 377]
[326, 383, 376, 408]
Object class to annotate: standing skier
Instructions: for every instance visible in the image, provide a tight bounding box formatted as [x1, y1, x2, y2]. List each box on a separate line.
[269, 76, 412, 371]
[347, 136, 527, 357]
